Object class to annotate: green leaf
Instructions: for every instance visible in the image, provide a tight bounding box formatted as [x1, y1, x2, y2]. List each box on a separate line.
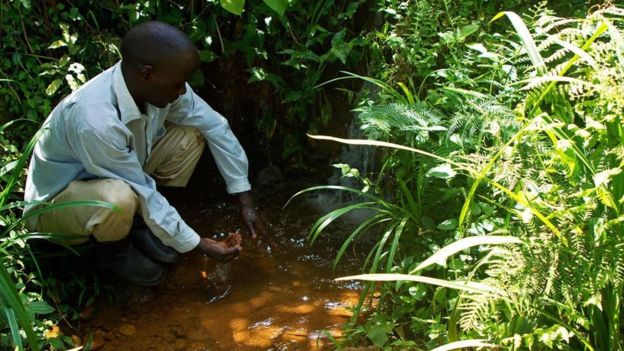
[20, 0, 31, 9]
[329, 30, 350, 64]
[458, 23, 480, 41]
[27, 301, 55, 315]
[48, 40, 66, 49]
[263, 0, 289, 16]
[220, 0, 245, 15]
[420, 215, 435, 229]
[45, 79, 63, 96]
[437, 219, 458, 231]
[427, 163, 456, 179]
[366, 325, 388, 347]
[199, 49, 217, 63]
[247, 67, 268, 83]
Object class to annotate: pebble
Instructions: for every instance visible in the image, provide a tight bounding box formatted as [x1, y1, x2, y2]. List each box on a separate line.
[118, 323, 137, 336]
[70, 335, 82, 347]
[170, 325, 186, 338]
[90, 330, 106, 350]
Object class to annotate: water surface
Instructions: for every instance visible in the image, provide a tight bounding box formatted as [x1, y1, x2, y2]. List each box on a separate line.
[84, 181, 363, 351]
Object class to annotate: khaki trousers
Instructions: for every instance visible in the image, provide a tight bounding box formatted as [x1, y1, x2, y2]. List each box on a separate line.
[34, 125, 205, 243]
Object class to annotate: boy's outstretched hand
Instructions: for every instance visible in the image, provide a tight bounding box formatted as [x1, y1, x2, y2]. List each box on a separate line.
[198, 231, 242, 262]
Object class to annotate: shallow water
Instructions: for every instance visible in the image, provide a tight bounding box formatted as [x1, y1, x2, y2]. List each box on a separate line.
[82, 182, 364, 351]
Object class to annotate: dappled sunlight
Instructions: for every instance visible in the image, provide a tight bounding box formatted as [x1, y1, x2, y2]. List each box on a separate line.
[275, 302, 320, 314]
[197, 276, 358, 349]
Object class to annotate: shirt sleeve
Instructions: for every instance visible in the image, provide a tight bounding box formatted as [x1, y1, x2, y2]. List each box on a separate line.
[165, 85, 251, 194]
[68, 103, 200, 253]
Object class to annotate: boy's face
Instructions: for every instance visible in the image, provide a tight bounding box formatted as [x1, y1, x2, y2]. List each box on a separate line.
[140, 51, 200, 108]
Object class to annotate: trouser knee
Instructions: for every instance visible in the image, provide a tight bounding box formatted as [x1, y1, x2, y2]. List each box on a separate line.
[146, 125, 205, 187]
[99, 179, 138, 214]
[89, 179, 139, 242]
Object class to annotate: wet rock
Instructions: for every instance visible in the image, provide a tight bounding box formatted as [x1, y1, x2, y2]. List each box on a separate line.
[257, 165, 284, 189]
[71, 335, 82, 347]
[89, 329, 106, 350]
[170, 324, 186, 338]
[118, 323, 136, 336]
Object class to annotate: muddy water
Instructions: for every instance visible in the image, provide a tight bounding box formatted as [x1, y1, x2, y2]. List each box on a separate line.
[83, 182, 364, 351]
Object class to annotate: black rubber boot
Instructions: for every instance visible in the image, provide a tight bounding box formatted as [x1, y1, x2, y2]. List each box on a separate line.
[94, 238, 165, 287]
[130, 217, 179, 264]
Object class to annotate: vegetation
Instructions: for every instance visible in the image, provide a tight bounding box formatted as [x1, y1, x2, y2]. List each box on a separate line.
[304, 2, 624, 350]
[2, 0, 623, 350]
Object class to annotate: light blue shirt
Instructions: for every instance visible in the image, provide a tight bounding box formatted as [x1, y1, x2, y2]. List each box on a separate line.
[24, 62, 251, 252]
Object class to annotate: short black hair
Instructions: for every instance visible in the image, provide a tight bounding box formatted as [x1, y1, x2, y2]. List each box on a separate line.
[120, 21, 196, 67]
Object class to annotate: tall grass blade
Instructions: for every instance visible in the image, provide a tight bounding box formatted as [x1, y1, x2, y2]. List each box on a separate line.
[491, 11, 544, 70]
[285, 185, 383, 208]
[370, 224, 397, 273]
[336, 274, 504, 295]
[20, 200, 118, 222]
[430, 339, 498, 351]
[0, 160, 19, 179]
[3, 307, 24, 351]
[314, 71, 407, 104]
[457, 120, 533, 235]
[0, 119, 37, 133]
[333, 214, 388, 270]
[410, 236, 523, 273]
[0, 263, 40, 350]
[308, 202, 377, 245]
[397, 82, 416, 105]
[398, 179, 419, 220]
[306, 135, 467, 171]
[385, 218, 408, 272]
[0, 127, 45, 208]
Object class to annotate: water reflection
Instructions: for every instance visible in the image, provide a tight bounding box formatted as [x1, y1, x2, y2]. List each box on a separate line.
[84, 182, 365, 351]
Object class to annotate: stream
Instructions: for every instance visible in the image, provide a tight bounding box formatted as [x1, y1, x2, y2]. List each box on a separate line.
[80, 179, 364, 351]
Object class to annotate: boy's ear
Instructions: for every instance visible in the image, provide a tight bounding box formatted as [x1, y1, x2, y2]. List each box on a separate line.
[140, 65, 155, 80]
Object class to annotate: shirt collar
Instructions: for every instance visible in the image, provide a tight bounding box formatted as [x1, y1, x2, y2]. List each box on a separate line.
[112, 61, 142, 124]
